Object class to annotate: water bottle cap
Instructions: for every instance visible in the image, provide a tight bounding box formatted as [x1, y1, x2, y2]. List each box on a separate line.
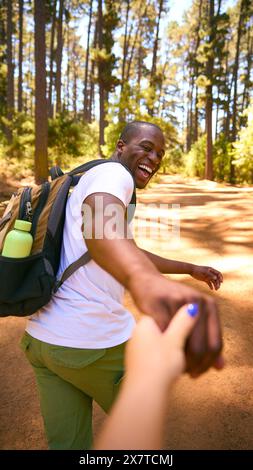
[14, 219, 32, 232]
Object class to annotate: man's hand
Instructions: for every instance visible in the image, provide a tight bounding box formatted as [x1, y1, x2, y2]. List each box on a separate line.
[127, 271, 224, 377]
[191, 265, 223, 290]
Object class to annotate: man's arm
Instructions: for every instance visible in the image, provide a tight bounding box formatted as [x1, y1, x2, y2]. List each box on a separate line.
[140, 249, 194, 274]
[83, 192, 224, 376]
[83, 194, 159, 287]
[141, 249, 223, 290]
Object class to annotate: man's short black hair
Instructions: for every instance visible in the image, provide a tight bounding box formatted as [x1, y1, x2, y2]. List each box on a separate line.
[119, 121, 163, 143]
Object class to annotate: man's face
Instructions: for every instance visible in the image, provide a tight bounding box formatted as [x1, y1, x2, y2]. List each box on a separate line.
[117, 126, 165, 189]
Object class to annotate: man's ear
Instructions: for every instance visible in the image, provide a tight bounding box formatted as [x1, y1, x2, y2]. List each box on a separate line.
[116, 139, 126, 155]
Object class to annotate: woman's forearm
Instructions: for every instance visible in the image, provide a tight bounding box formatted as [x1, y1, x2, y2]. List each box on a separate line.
[94, 378, 168, 450]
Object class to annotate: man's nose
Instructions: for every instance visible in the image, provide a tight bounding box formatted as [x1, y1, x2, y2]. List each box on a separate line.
[148, 150, 161, 165]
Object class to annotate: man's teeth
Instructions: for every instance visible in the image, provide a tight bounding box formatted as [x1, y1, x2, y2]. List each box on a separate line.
[138, 164, 152, 174]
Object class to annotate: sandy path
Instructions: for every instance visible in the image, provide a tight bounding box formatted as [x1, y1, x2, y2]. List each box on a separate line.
[1, 175, 253, 449]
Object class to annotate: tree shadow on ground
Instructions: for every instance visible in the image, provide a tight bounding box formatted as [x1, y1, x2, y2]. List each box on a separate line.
[136, 183, 253, 256]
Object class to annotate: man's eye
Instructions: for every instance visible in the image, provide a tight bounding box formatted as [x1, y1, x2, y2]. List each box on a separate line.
[142, 146, 151, 152]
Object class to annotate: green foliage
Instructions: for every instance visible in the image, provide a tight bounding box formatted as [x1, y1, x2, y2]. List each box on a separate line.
[233, 102, 253, 184]
[92, 0, 120, 94]
[184, 135, 206, 178]
[117, 83, 137, 122]
[48, 114, 99, 168]
[184, 133, 233, 181]
[0, 61, 7, 118]
[160, 147, 184, 174]
[102, 121, 126, 158]
[0, 112, 100, 178]
[213, 133, 232, 182]
[0, 6, 7, 118]
[0, 112, 34, 160]
[0, 113, 34, 178]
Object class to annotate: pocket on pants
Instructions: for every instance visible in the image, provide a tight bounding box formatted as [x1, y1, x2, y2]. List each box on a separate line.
[20, 331, 32, 353]
[46, 345, 106, 369]
[113, 373, 125, 400]
[19, 332, 41, 367]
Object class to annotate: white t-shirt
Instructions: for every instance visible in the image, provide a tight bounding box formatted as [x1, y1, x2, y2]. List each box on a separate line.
[26, 162, 136, 348]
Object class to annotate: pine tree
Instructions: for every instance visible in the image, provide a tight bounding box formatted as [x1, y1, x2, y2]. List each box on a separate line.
[6, 0, 14, 143]
[34, 0, 48, 183]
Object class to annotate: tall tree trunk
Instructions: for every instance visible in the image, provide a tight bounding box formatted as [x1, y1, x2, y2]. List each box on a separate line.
[186, 76, 194, 151]
[194, 85, 199, 142]
[137, 43, 142, 104]
[55, 0, 64, 114]
[73, 41, 77, 119]
[121, 0, 130, 86]
[186, 106, 191, 152]
[223, 40, 231, 139]
[241, 30, 253, 114]
[18, 0, 23, 113]
[98, 0, 105, 151]
[65, 21, 70, 112]
[133, 8, 148, 104]
[157, 61, 167, 113]
[27, 30, 33, 115]
[149, 0, 163, 116]
[215, 59, 223, 140]
[215, 91, 220, 141]
[48, 0, 57, 118]
[151, 0, 163, 79]
[89, 20, 98, 123]
[34, 0, 48, 183]
[193, 0, 202, 144]
[230, 0, 246, 183]
[6, 0, 14, 144]
[205, 0, 214, 180]
[119, 0, 130, 122]
[0, 0, 7, 125]
[83, 0, 93, 122]
[125, 4, 148, 83]
[242, 28, 253, 111]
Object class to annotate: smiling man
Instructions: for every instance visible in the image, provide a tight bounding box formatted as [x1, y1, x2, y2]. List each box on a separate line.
[21, 121, 224, 450]
[110, 121, 165, 188]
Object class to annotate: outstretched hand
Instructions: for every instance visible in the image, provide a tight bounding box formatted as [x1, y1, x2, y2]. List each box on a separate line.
[191, 265, 223, 290]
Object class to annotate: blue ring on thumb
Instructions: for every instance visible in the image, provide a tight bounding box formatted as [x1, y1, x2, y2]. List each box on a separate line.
[187, 303, 199, 317]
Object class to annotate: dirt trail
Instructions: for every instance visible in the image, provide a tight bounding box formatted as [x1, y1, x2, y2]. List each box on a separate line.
[1, 175, 253, 449]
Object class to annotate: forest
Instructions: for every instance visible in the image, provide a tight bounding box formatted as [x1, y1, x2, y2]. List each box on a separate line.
[0, 0, 252, 184]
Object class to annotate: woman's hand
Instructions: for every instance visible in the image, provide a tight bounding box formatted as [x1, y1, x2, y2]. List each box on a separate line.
[125, 304, 201, 387]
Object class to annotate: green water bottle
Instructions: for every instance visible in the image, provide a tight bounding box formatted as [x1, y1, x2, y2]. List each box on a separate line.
[2, 219, 33, 258]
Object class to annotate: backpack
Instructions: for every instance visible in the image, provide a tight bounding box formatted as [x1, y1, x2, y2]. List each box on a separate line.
[0, 159, 136, 317]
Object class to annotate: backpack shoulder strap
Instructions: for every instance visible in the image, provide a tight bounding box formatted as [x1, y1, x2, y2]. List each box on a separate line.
[53, 251, 92, 293]
[50, 159, 110, 186]
[68, 158, 108, 176]
[49, 166, 64, 180]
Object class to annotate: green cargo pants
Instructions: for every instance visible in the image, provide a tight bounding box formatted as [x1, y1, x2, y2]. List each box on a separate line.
[20, 332, 126, 450]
